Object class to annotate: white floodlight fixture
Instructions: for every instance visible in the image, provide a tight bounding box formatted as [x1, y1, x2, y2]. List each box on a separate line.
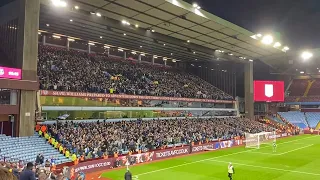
[273, 42, 281, 48]
[261, 35, 273, 45]
[301, 51, 313, 61]
[96, 13, 102, 17]
[67, 38, 75, 41]
[282, 46, 289, 52]
[88, 42, 95, 46]
[52, 35, 61, 39]
[300, 71, 304, 74]
[74, 5, 79, 9]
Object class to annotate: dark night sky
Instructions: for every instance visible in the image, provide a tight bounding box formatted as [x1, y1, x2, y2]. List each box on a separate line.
[184, 0, 320, 50]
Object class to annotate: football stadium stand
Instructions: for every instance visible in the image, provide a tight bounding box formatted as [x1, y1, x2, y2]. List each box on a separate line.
[38, 45, 233, 100]
[278, 112, 308, 128]
[0, 133, 70, 164]
[286, 78, 320, 102]
[305, 112, 320, 128]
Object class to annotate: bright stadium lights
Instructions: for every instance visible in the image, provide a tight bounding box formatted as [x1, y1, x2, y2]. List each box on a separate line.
[46, 24, 50, 27]
[74, 5, 79, 9]
[135, 24, 139, 28]
[282, 46, 290, 52]
[131, 51, 136, 54]
[90, 12, 95, 15]
[257, 34, 262, 37]
[122, 20, 130, 25]
[163, 57, 167, 60]
[228, 53, 233, 56]
[70, 19, 73, 22]
[100, 36, 103, 39]
[300, 71, 304, 74]
[193, 3, 200, 9]
[88, 42, 95, 46]
[151, 29, 155, 32]
[96, 13, 102, 17]
[38, 32, 41, 35]
[153, 56, 158, 59]
[249, 59, 253, 62]
[170, 53, 173, 55]
[163, 44, 166, 46]
[239, 57, 246, 59]
[172, 59, 176, 62]
[67, 38, 75, 41]
[52, 35, 61, 39]
[118, 49, 123, 52]
[195, 59, 197, 60]
[51, 0, 67, 7]
[140, 46, 142, 48]
[193, 51, 196, 54]
[261, 35, 273, 45]
[123, 33, 126, 36]
[104, 45, 110, 48]
[141, 53, 145, 56]
[187, 40, 190, 43]
[301, 51, 313, 61]
[273, 42, 281, 48]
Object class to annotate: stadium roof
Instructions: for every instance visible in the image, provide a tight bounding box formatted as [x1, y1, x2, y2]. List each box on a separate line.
[39, 0, 289, 66]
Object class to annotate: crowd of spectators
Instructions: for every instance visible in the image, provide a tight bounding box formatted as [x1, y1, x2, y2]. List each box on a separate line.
[0, 161, 68, 180]
[46, 117, 274, 159]
[38, 45, 233, 100]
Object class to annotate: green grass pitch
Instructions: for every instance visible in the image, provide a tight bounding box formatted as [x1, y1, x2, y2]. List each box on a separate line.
[101, 135, 320, 180]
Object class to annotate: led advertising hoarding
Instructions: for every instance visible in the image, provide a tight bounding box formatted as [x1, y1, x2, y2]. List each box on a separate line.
[254, 81, 284, 102]
[0, 66, 22, 80]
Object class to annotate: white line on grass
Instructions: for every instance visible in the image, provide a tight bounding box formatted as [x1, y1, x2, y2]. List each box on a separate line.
[277, 144, 314, 155]
[132, 136, 318, 177]
[209, 159, 320, 176]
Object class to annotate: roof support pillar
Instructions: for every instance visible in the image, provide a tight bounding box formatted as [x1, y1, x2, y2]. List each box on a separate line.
[164, 60, 167, 67]
[42, 35, 46, 45]
[244, 62, 254, 120]
[88, 44, 91, 54]
[66, 39, 69, 50]
[138, 54, 141, 63]
[124, 51, 126, 60]
[152, 56, 155, 65]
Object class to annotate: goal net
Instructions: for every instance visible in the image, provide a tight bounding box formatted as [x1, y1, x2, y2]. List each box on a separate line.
[245, 131, 276, 149]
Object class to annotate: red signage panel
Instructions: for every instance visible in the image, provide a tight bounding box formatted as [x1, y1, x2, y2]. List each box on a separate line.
[254, 81, 284, 102]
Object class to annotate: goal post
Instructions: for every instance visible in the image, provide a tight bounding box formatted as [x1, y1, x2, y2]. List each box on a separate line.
[245, 131, 276, 149]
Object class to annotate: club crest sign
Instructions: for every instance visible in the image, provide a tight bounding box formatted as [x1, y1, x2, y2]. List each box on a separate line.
[264, 84, 273, 97]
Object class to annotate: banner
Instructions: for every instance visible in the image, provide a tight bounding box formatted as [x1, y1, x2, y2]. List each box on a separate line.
[40, 90, 234, 104]
[70, 158, 114, 177]
[153, 147, 190, 160]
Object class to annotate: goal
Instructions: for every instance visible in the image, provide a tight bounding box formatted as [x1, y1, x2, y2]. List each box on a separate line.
[245, 131, 276, 149]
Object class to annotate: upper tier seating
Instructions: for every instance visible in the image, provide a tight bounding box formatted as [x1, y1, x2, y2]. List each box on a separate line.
[305, 112, 320, 128]
[278, 112, 308, 128]
[0, 133, 70, 164]
[286, 79, 320, 102]
[37, 45, 233, 100]
[288, 79, 308, 96]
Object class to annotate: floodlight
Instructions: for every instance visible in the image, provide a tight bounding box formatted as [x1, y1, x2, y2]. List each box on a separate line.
[96, 13, 101, 17]
[193, 3, 198, 7]
[74, 6, 79, 9]
[273, 42, 281, 48]
[261, 35, 273, 45]
[300, 71, 304, 74]
[301, 51, 313, 60]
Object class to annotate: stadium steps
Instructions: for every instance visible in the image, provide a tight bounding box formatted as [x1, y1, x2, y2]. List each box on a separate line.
[266, 116, 284, 124]
[316, 121, 320, 130]
[303, 80, 315, 97]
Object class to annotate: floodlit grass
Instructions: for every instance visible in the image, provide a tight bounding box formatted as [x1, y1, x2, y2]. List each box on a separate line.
[102, 135, 320, 180]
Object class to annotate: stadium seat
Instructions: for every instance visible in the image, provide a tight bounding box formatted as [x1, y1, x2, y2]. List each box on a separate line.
[0, 133, 71, 164]
[278, 112, 308, 128]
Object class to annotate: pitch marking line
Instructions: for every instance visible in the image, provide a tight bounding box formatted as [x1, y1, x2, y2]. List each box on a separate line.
[209, 159, 320, 176]
[248, 144, 314, 156]
[277, 144, 314, 155]
[132, 136, 318, 177]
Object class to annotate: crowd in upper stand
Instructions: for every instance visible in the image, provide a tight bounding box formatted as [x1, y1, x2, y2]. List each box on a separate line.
[46, 117, 275, 159]
[38, 45, 233, 100]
